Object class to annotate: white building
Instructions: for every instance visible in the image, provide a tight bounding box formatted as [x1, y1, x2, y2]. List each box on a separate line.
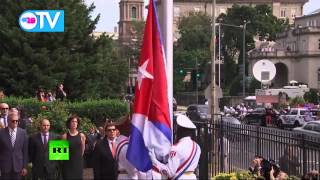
[249, 9, 320, 89]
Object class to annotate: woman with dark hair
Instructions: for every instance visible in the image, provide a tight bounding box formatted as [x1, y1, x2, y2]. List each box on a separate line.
[61, 115, 86, 179]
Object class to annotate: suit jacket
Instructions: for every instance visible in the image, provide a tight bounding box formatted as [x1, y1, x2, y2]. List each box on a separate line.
[28, 132, 58, 177]
[93, 137, 118, 180]
[0, 127, 28, 173]
[0, 116, 8, 127]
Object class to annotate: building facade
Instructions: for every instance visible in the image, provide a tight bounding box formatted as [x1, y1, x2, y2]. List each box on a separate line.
[248, 9, 320, 89]
[118, 0, 144, 44]
[118, 0, 144, 93]
[172, 0, 307, 40]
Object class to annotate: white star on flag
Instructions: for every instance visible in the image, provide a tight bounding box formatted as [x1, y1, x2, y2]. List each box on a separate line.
[137, 59, 154, 89]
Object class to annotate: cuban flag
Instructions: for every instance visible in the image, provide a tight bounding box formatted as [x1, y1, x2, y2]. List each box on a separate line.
[126, 0, 172, 172]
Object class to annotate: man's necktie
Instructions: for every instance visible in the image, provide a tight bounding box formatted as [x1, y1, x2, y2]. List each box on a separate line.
[4, 117, 7, 127]
[111, 141, 116, 158]
[10, 129, 16, 147]
[43, 134, 48, 149]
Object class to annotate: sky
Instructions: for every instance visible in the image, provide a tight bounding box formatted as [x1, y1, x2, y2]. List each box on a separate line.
[85, 0, 320, 32]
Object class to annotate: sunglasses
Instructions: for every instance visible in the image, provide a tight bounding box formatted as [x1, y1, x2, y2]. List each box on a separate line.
[107, 129, 116, 132]
[1, 108, 9, 110]
[11, 120, 19, 123]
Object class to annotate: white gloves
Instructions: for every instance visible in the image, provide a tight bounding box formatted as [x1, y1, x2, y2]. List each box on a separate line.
[149, 149, 161, 166]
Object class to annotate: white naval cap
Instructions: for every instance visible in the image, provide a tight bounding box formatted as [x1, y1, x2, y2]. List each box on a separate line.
[176, 114, 196, 129]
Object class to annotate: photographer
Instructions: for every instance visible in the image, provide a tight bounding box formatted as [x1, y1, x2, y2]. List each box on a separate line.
[250, 156, 283, 179]
[249, 156, 264, 176]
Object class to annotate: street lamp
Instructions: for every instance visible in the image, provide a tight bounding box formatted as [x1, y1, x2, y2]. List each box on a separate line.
[242, 20, 250, 97]
[215, 21, 250, 96]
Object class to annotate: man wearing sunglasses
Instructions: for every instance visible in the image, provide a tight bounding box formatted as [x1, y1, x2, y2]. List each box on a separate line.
[93, 121, 118, 180]
[0, 103, 9, 128]
[0, 109, 28, 179]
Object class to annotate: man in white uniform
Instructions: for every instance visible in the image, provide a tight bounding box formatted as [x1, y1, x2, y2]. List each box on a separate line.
[115, 134, 139, 180]
[149, 114, 201, 180]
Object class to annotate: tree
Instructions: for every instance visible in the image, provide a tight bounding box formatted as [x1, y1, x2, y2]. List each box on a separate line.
[173, 6, 287, 94]
[218, 4, 288, 94]
[304, 89, 319, 104]
[174, 12, 211, 92]
[0, 0, 127, 99]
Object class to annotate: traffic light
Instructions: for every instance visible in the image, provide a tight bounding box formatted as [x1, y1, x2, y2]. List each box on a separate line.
[196, 72, 201, 79]
[179, 68, 185, 74]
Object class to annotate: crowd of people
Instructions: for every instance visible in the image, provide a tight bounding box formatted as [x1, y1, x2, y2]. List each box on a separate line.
[36, 83, 67, 102]
[0, 101, 202, 180]
[249, 154, 320, 180]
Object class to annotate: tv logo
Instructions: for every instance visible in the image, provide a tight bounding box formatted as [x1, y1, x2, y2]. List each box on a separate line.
[19, 10, 64, 32]
[49, 140, 69, 160]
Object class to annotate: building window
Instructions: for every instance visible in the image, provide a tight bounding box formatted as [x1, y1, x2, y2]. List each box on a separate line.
[131, 6, 137, 19]
[318, 39, 320, 49]
[280, 8, 287, 18]
[194, 7, 200, 12]
[174, 7, 180, 17]
[291, 8, 296, 18]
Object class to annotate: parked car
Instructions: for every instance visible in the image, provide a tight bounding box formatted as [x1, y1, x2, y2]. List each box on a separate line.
[278, 108, 319, 128]
[243, 107, 278, 126]
[293, 121, 320, 137]
[186, 104, 210, 122]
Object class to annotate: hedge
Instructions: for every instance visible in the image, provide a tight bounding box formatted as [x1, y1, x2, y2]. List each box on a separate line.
[1, 97, 129, 133]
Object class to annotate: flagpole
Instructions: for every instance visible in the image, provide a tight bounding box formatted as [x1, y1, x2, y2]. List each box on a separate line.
[159, 0, 173, 142]
[211, 0, 216, 117]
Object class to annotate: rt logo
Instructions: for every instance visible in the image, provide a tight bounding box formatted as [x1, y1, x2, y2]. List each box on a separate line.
[49, 140, 69, 160]
[19, 10, 64, 32]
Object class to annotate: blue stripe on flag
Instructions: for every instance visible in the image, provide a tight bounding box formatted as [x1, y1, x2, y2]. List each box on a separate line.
[126, 124, 152, 172]
[151, 120, 172, 142]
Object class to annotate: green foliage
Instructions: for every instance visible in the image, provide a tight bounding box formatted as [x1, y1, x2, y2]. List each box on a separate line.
[174, 5, 287, 94]
[1, 97, 128, 130]
[0, 0, 127, 100]
[304, 89, 319, 104]
[173, 12, 212, 92]
[228, 76, 242, 96]
[290, 96, 305, 107]
[212, 171, 254, 180]
[67, 99, 129, 126]
[218, 4, 287, 89]
[248, 79, 261, 94]
[212, 171, 298, 180]
[31, 102, 71, 134]
[177, 12, 212, 51]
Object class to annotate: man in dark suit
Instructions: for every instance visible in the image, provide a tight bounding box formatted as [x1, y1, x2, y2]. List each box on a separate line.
[28, 119, 58, 180]
[0, 103, 9, 128]
[93, 122, 118, 180]
[0, 109, 28, 179]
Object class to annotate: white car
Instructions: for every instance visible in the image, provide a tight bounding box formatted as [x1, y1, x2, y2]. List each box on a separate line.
[278, 108, 316, 128]
[293, 121, 320, 137]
